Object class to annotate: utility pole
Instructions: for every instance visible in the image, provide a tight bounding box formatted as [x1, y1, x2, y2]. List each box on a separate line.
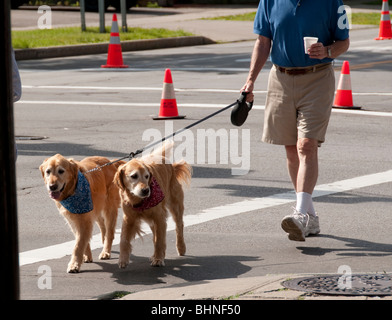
[0, 0, 20, 300]
[80, 0, 86, 31]
[120, 0, 128, 32]
[98, 0, 105, 33]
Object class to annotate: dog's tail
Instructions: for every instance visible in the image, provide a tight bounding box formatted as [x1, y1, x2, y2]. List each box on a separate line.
[146, 140, 174, 164]
[173, 161, 192, 187]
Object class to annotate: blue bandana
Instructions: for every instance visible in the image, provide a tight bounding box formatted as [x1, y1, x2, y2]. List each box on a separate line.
[60, 171, 93, 214]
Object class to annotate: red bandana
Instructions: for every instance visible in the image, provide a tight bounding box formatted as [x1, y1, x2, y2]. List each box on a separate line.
[132, 177, 165, 211]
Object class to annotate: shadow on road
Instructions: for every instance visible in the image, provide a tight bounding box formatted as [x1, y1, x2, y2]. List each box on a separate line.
[94, 254, 261, 286]
[297, 234, 392, 257]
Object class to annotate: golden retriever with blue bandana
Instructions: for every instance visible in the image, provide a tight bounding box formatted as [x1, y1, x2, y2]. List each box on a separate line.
[40, 155, 123, 273]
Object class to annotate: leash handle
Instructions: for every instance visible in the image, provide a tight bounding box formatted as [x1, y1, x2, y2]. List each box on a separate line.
[239, 91, 254, 111]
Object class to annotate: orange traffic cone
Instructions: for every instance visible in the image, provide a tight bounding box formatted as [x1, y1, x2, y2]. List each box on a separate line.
[333, 61, 361, 110]
[375, 0, 392, 40]
[101, 14, 128, 68]
[153, 69, 186, 120]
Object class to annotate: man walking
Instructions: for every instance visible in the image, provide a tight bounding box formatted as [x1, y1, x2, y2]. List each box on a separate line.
[241, 0, 350, 241]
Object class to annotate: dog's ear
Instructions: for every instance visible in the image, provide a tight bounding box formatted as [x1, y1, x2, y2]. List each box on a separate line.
[147, 168, 153, 185]
[60, 159, 79, 198]
[114, 165, 126, 191]
[142, 163, 153, 185]
[39, 158, 49, 178]
[68, 159, 79, 176]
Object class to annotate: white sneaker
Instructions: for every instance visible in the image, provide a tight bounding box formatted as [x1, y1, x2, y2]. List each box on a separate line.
[305, 214, 320, 236]
[281, 209, 308, 241]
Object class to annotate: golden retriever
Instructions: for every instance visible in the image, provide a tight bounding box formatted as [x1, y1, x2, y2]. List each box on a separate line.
[114, 142, 192, 268]
[40, 154, 123, 273]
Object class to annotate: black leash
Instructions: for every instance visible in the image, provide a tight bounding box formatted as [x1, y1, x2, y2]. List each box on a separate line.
[84, 92, 251, 175]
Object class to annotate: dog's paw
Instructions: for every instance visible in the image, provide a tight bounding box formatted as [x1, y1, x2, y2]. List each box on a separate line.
[177, 243, 186, 256]
[67, 262, 80, 273]
[84, 254, 93, 263]
[118, 257, 129, 269]
[98, 251, 111, 260]
[150, 257, 165, 267]
[118, 261, 129, 269]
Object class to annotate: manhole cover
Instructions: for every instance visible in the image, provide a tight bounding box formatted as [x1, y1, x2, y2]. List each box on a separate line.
[282, 274, 392, 296]
[15, 135, 48, 140]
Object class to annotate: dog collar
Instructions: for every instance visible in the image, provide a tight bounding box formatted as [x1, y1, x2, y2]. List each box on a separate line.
[60, 171, 93, 214]
[132, 177, 165, 211]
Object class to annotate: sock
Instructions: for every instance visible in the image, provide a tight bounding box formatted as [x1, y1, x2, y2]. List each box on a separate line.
[296, 192, 312, 215]
[307, 199, 317, 217]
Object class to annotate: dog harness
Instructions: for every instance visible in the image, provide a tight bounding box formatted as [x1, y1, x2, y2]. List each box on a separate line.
[132, 177, 165, 212]
[60, 171, 93, 214]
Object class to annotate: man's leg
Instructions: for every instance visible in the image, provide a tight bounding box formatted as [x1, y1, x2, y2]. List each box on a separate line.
[285, 139, 318, 215]
[282, 138, 319, 241]
[285, 144, 299, 189]
[296, 138, 318, 195]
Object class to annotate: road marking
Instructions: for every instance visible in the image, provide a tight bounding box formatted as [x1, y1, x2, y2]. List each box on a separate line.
[16, 100, 266, 110]
[21, 84, 392, 96]
[22, 85, 267, 94]
[74, 67, 252, 72]
[16, 100, 392, 117]
[22, 85, 161, 92]
[353, 92, 392, 96]
[350, 59, 392, 71]
[19, 169, 392, 266]
[331, 108, 392, 117]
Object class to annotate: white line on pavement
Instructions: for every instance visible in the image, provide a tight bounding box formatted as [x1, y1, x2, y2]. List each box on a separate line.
[16, 100, 392, 117]
[22, 85, 267, 94]
[80, 67, 252, 72]
[21, 85, 392, 96]
[16, 100, 266, 110]
[19, 169, 392, 266]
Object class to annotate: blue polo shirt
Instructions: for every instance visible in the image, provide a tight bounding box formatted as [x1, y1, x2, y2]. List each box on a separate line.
[254, 0, 349, 67]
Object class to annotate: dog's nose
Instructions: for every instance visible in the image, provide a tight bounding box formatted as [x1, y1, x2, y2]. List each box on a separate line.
[141, 187, 150, 197]
[49, 184, 58, 191]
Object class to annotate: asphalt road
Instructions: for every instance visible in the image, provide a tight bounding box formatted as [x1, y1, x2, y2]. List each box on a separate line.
[11, 6, 257, 31]
[15, 27, 392, 299]
[11, 6, 182, 29]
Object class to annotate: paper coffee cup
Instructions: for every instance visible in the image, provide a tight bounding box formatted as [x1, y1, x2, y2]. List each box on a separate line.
[304, 37, 318, 54]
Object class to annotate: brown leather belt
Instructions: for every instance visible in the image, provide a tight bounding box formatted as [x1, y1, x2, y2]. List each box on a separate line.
[275, 63, 331, 75]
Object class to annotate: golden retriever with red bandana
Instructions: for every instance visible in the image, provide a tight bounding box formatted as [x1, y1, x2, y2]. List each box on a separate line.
[114, 142, 192, 268]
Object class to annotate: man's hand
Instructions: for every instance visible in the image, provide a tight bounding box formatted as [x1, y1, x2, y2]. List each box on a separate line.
[308, 42, 328, 60]
[308, 38, 350, 60]
[240, 82, 255, 103]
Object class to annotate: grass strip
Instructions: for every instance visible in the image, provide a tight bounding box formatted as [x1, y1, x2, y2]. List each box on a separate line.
[204, 11, 382, 25]
[12, 26, 193, 49]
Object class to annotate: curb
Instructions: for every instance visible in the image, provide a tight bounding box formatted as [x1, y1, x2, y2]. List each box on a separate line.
[14, 36, 216, 61]
[119, 273, 392, 301]
[119, 274, 301, 301]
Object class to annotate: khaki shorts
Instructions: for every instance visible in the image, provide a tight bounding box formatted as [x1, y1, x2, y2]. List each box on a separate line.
[262, 64, 335, 146]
